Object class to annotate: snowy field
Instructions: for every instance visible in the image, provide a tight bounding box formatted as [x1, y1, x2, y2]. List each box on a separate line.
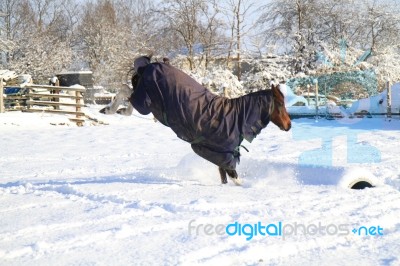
[1, 106, 400, 266]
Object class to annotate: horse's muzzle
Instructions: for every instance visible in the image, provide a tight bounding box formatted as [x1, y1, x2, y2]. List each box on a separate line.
[281, 122, 291, 131]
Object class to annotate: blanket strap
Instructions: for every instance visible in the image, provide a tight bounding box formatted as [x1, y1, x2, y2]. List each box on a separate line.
[240, 145, 249, 152]
[163, 112, 169, 126]
[233, 134, 249, 160]
[234, 145, 249, 155]
[190, 136, 205, 144]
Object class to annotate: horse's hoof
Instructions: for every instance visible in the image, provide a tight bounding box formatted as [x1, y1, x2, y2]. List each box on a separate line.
[230, 177, 242, 186]
[117, 108, 131, 116]
[116, 108, 126, 114]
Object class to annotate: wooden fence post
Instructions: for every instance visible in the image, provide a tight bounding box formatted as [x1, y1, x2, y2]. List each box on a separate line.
[315, 79, 319, 119]
[387, 78, 391, 120]
[27, 86, 32, 111]
[0, 78, 4, 113]
[76, 90, 83, 126]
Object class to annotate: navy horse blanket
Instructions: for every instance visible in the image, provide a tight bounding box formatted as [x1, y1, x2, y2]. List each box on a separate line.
[130, 57, 273, 170]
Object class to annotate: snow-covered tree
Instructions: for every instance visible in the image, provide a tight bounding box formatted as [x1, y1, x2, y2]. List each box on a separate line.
[6, 0, 75, 81]
[2, 0, 400, 95]
[77, 0, 163, 88]
[256, 0, 320, 74]
[10, 32, 72, 80]
[187, 65, 244, 97]
[256, 0, 400, 92]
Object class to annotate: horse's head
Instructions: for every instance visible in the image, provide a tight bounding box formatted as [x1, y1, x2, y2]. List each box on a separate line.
[270, 84, 291, 131]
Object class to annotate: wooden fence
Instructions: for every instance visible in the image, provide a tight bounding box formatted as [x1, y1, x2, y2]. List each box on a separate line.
[1, 88, 27, 111]
[0, 78, 4, 113]
[23, 84, 86, 126]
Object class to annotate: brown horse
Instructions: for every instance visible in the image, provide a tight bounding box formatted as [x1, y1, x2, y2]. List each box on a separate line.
[218, 84, 291, 185]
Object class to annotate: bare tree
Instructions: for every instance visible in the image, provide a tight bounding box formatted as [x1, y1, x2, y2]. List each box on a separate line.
[0, 0, 19, 66]
[158, 0, 207, 70]
[257, 0, 364, 73]
[0, 0, 19, 40]
[197, 0, 226, 69]
[222, 0, 254, 80]
[358, 0, 400, 52]
[116, 0, 159, 50]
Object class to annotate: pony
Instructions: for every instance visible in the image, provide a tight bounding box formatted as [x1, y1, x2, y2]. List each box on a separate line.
[102, 56, 291, 185]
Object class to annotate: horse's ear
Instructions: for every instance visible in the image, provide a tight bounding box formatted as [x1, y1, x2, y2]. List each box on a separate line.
[272, 84, 284, 98]
[271, 83, 279, 92]
[147, 51, 154, 60]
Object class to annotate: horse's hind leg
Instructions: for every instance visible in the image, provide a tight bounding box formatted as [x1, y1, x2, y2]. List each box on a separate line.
[116, 102, 134, 116]
[218, 167, 228, 184]
[100, 84, 132, 114]
[226, 169, 242, 186]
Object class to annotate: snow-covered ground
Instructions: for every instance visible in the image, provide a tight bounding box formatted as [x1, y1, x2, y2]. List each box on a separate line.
[1, 106, 400, 265]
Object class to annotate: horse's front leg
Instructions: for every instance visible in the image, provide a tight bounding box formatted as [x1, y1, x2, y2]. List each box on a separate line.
[218, 167, 242, 186]
[218, 167, 228, 184]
